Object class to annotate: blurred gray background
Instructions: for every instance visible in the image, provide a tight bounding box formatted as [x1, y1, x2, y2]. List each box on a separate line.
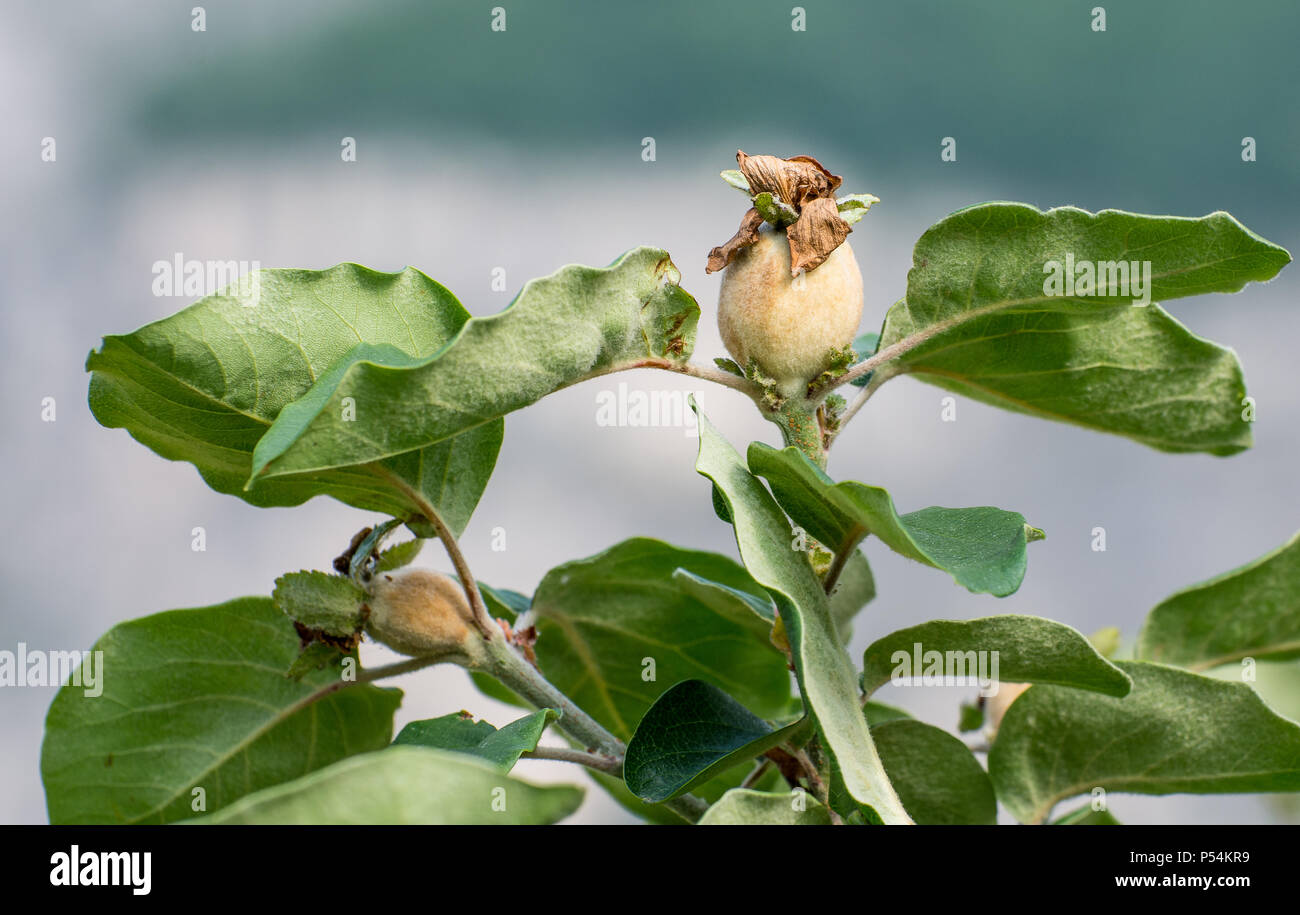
[3, 0, 1298, 824]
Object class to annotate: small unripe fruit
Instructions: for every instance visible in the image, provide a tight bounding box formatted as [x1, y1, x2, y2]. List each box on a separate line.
[985, 682, 1031, 738]
[718, 225, 863, 398]
[365, 568, 478, 659]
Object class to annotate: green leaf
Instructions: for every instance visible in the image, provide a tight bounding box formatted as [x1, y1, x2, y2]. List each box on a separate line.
[192, 746, 582, 824]
[860, 615, 1132, 696]
[863, 700, 913, 726]
[720, 169, 751, 194]
[873, 719, 996, 825]
[85, 263, 502, 530]
[714, 357, 745, 378]
[250, 248, 698, 482]
[393, 709, 556, 772]
[1089, 625, 1122, 659]
[623, 680, 805, 803]
[346, 518, 405, 580]
[41, 597, 401, 824]
[958, 701, 984, 733]
[522, 539, 790, 741]
[285, 642, 348, 681]
[848, 331, 880, 388]
[753, 191, 798, 227]
[1137, 531, 1300, 670]
[374, 536, 424, 572]
[876, 204, 1290, 455]
[749, 442, 1040, 596]
[692, 403, 910, 824]
[988, 661, 1300, 824]
[699, 788, 832, 825]
[828, 550, 875, 642]
[836, 193, 880, 226]
[272, 570, 365, 638]
[1052, 804, 1122, 825]
[672, 568, 777, 625]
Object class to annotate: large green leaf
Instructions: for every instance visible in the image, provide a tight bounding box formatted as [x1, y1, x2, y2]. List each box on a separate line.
[875, 205, 1290, 455]
[860, 615, 1131, 697]
[699, 789, 833, 825]
[41, 597, 402, 824]
[524, 538, 791, 741]
[193, 747, 582, 824]
[623, 680, 805, 803]
[749, 443, 1041, 597]
[250, 247, 699, 482]
[1137, 531, 1300, 670]
[86, 263, 502, 531]
[988, 661, 1300, 823]
[693, 404, 910, 824]
[392, 709, 556, 772]
[873, 719, 996, 825]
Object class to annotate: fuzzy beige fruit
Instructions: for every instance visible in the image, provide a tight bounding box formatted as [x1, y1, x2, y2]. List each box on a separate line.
[718, 224, 863, 398]
[365, 568, 478, 659]
[985, 682, 1031, 738]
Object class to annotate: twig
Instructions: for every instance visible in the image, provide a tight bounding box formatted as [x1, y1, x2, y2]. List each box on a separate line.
[822, 542, 854, 595]
[522, 746, 623, 775]
[635, 357, 768, 406]
[791, 748, 828, 801]
[834, 301, 1011, 392]
[740, 759, 773, 790]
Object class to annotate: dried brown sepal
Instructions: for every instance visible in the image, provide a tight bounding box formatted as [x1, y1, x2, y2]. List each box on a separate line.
[292, 619, 361, 653]
[706, 206, 764, 274]
[711, 150, 854, 275]
[737, 150, 841, 208]
[333, 525, 373, 575]
[787, 196, 851, 275]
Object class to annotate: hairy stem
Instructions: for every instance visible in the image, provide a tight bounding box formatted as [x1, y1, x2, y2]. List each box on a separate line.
[740, 759, 773, 790]
[771, 401, 827, 468]
[522, 746, 623, 775]
[821, 543, 854, 595]
[638, 357, 763, 400]
[480, 634, 625, 758]
[832, 303, 993, 391]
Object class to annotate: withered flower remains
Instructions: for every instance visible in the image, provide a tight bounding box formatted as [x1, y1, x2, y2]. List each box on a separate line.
[707, 151, 873, 276]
